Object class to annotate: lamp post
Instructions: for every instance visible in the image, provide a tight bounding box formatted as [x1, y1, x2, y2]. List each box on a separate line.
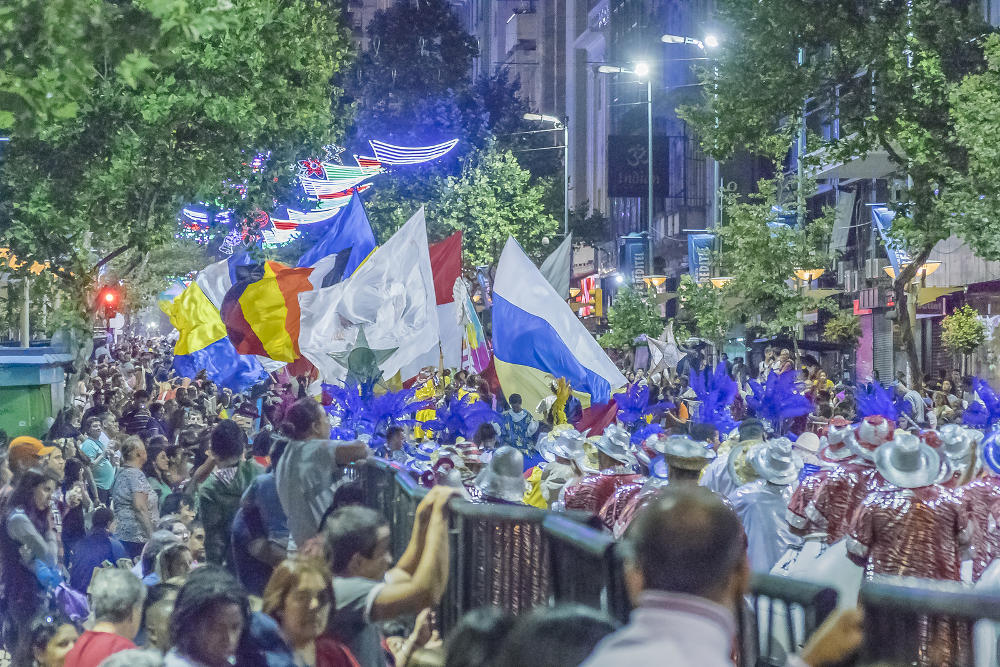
[598, 63, 653, 276]
[522, 113, 568, 237]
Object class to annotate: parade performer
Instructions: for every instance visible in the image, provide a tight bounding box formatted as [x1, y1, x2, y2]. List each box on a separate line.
[728, 438, 802, 572]
[498, 393, 539, 450]
[562, 424, 641, 515]
[847, 431, 972, 666]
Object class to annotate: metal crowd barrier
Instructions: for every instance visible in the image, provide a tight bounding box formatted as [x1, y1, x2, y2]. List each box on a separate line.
[355, 459, 846, 654]
[746, 573, 838, 667]
[859, 576, 1000, 667]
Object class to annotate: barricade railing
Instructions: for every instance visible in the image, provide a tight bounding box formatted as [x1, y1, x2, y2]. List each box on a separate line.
[858, 576, 1000, 666]
[356, 459, 841, 660]
[746, 573, 838, 667]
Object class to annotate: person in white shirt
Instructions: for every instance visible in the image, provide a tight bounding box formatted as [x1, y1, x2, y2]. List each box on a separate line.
[582, 486, 863, 667]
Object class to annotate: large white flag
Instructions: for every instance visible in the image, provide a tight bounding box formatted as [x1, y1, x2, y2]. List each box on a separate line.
[297, 208, 439, 382]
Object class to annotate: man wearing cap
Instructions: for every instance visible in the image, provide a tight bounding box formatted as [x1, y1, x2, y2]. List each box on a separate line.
[0, 436, 58, 509]
[606, 436, 716, 538]
[537, 429, 587, 508]
[728, 438, 803, 572]
[472, 446, 527, 504]
[800, 416, 888, 545]
[563, 425, 641, 516]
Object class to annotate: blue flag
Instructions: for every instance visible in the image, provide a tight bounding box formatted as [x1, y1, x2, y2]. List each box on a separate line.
[295, 194, 377, 281]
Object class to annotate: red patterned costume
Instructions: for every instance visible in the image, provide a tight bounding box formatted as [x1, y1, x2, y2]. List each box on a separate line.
[954, 476, 1000, 581]
[597, 482, 642, 532]
[563, 468, 642, 516]
[786, 469, 830, 533]
[805, 463, 882, 544]
[847, 484, 973, 666]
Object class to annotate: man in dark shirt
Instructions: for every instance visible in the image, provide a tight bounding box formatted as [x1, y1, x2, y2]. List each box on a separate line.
[119, 390, 152, 435]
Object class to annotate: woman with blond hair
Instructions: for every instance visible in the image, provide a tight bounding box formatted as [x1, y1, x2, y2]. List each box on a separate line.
[262, 559, 359, 667]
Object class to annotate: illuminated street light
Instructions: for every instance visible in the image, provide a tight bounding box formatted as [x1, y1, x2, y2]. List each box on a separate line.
[634, 61, 650, 78]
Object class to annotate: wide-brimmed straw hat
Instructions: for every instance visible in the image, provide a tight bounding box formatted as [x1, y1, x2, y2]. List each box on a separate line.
[874, 431, 941, 489]
[748, 438, 803, 486]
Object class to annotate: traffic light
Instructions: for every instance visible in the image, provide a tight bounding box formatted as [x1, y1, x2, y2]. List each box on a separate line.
[97, 286, 122, 320]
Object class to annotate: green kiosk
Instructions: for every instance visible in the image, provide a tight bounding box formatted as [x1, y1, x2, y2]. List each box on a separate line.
[0, 346, 73, 439]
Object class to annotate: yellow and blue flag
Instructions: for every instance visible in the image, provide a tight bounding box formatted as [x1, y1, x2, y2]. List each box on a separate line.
[169, 256, 267, 391]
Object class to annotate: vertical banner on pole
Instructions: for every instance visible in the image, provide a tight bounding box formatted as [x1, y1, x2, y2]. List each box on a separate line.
[687, 233, 715, 283]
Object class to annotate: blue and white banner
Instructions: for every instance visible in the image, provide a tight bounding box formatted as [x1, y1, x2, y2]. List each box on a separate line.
[688, 233, 715, 283]
[871, 206, 912, 274]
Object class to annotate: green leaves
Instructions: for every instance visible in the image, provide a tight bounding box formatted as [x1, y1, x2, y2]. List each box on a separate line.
[599, 287, 664, 352]
[941, 304, 986, 356]
[823, 311, 862, 345]
[1, 0, 352, 320]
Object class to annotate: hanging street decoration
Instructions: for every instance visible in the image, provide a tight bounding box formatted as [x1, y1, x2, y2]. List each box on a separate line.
[365, 138, 459, 165]
[176, 137, 457, 254]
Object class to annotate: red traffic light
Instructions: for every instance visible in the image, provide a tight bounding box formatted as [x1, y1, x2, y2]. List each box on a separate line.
[97, 286, 122, 319]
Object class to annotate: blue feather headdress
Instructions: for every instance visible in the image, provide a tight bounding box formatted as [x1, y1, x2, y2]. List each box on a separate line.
[745, 370, 813, 433]
[616, 383, 672, 443]
[963, 378, 1000, 429]
[688, 364, 738, 435]
[322, 382, 431, 446]
[423, 394, 499, 445]
[855, 381, 910, 422]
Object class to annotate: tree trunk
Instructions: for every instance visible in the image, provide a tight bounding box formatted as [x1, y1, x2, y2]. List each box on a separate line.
[892, 243, 934, 384]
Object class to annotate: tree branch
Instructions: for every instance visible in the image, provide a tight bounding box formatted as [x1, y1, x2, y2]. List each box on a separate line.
[93, 244, 130, 270]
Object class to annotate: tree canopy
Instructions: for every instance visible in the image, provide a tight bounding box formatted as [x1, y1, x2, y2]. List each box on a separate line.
[680, 0, 996, 373]
[1, 0, 352, 325]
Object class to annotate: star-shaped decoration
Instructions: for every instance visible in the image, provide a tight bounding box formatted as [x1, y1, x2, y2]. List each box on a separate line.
[326, 326, 398, 373]
[322, 144, 346, 165]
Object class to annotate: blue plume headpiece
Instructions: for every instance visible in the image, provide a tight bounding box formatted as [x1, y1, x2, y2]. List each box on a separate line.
[963, 378, 1000, 429]
[688, 364, 738, 435]
[616, 383, 672, 432]
[745, 370, 813, 433]
[423, 394, 499, 445]
[322, 382, 431, 446]
[855, 381, 910, 421]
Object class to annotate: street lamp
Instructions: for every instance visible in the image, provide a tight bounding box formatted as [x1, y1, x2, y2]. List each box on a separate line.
[660, 33, 720, 50]
[523, 113, 569, 238]
[597, 63, 654, 276]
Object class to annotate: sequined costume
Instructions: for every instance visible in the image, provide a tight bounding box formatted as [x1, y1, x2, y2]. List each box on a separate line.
[562, 468, 642, 516]
[805, 463, 882, 544]
[955, 477, 1000, 581]
[847, 485, 974, 666]
[786, 468, 830, 533]
[597, 481, 643, 532]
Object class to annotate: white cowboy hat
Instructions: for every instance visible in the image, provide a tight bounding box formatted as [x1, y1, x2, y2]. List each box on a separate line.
[873, 431, 941, 489]
[749, 438, 803, 486]
[649, 435, 716, 471]
[541, 428, 589, 463]
[594, 423, 636, 466]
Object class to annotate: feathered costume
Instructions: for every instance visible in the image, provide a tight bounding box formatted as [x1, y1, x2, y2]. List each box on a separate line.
[688, 363, 738, 436]
[615, 383, 671, 447]
[855, 381, 911, 422]
[321, 382, 430, 449]
[745, 371, 813, 434]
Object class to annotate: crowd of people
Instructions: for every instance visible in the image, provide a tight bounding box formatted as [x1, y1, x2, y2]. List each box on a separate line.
[0, 331, 997, 667]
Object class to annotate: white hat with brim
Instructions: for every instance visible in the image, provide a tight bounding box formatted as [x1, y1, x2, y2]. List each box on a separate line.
[874, 432, 941, 489]
[594, 424, 636, 466]
[542, 428, 589, 463]
[652, 435, 716, 471]
[749, 438, 803, 486]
